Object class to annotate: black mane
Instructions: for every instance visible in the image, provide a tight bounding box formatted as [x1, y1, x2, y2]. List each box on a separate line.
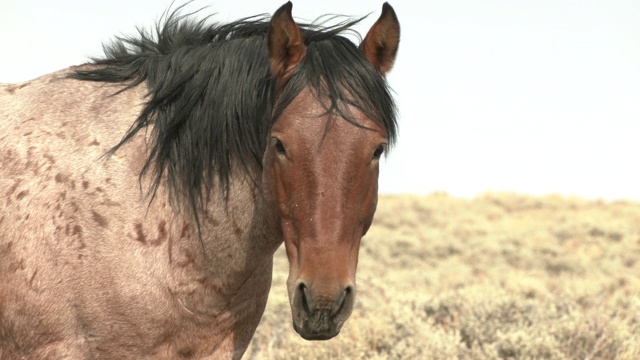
[72, 5, 397, 221]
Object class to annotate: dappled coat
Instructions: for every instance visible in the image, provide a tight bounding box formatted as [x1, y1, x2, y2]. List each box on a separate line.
[0, 2, 399, 359]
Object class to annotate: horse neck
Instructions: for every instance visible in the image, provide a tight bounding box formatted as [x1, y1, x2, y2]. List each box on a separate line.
[194, 173, 282, 274]
[137, 170, 282, 321]
[93, 78, 281, 293]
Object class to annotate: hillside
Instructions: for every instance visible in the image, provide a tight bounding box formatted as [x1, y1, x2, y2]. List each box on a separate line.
[245, 193, 640, 359]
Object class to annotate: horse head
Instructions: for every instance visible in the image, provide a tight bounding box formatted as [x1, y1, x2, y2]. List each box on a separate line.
[263, 2, 400, 340]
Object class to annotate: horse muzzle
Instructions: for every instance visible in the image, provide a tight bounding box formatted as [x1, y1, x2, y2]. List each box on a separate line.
[290, 281, 355, 340]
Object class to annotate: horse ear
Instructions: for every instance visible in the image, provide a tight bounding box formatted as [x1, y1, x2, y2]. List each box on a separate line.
[268, 2, 307, 82]
[360, 3, 400, 76]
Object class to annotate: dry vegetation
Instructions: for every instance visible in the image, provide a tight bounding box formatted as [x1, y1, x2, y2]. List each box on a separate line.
[244, 193, 640, 359]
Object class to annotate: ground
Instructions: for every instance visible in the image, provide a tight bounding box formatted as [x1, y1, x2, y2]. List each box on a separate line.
[245, 193, 640, 359]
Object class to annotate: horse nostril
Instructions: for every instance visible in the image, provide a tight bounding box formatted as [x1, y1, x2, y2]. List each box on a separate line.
[298, 282, 311, 315]
[333, 285, 354, 317]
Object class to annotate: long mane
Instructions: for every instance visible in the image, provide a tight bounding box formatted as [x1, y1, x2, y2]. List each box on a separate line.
[72, 4, 397, 221]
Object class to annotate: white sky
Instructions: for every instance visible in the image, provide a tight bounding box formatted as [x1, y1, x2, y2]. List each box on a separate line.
[2, 0, 639, 200]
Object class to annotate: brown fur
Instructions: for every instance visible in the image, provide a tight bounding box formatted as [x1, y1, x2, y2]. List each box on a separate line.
[265, 88, 388, 340]
[360, 3, 400, 76]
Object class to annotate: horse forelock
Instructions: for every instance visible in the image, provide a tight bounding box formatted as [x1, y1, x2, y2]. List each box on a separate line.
[70, 5, 397, 223]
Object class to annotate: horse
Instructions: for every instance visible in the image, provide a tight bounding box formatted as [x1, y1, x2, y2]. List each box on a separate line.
[0, 2, 399, 358]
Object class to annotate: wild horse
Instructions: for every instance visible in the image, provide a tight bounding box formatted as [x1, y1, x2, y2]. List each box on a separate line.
[0, 2, 399, 358]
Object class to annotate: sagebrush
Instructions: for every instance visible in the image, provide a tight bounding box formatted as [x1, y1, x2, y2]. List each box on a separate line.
[245, 193, 640, 359]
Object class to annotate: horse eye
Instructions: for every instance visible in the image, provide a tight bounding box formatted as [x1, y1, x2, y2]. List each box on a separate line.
[275, 139, 286, 155]
[372, 145, 385, 160]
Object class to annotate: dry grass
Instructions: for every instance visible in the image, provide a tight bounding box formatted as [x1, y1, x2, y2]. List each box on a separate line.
[244, 193, 640, 359]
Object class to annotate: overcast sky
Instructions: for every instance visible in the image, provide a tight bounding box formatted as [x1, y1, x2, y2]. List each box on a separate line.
[2, 0, 639, 200]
